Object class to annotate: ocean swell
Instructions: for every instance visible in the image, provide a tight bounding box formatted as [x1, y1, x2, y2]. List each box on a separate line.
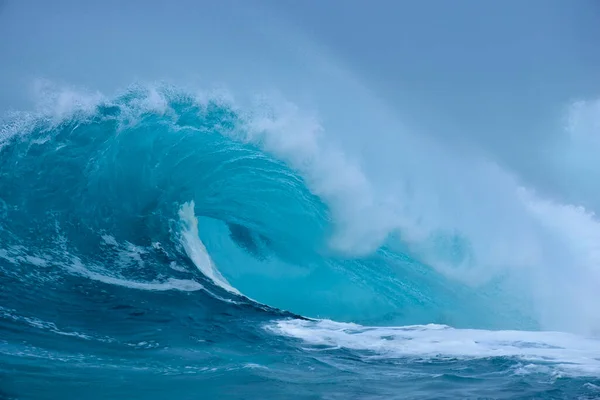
[1, 83, 599, 335]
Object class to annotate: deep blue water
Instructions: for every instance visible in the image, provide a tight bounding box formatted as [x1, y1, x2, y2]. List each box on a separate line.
[1, 86, 600, 399]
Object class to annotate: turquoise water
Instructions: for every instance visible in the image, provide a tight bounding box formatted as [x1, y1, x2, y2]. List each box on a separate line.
[1, 86, 600, 399]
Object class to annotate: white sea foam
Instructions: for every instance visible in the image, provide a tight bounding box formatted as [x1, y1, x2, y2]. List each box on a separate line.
[268, 319, 600, 377]
[31, 79, 105, 122]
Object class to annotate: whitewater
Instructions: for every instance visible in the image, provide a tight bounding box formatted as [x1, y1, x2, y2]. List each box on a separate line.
[2, 1, 600, 399]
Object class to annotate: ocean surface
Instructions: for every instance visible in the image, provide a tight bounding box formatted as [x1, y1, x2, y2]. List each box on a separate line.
[1, 85, 600, 399]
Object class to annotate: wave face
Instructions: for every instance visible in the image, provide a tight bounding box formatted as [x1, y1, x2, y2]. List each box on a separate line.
[2, 85, 600, 399]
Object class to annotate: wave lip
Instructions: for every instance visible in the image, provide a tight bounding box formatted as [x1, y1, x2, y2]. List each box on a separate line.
[178, 201, 241, 295]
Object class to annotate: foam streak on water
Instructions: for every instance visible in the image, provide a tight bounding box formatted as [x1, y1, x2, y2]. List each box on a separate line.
[269, 319, 600, 377]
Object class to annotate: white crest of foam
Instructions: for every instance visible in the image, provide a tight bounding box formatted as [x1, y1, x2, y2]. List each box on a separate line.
[268, 319, 600, 377]
[178, 201, 241, 295]
[117, 83, 173, 125]
[136, 85, 169, 114]
[31, 79, 104, 121]
[1, 80, 105, 150]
